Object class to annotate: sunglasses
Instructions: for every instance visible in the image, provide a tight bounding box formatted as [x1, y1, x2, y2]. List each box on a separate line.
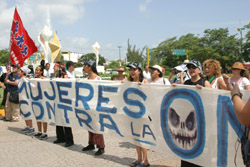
[232, 68, 240, 70]
[187, 65, 197, 69]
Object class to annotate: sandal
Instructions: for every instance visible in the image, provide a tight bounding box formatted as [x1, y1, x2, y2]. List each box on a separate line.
[130, 161, 140, 167]
[137, 162, 150, 167]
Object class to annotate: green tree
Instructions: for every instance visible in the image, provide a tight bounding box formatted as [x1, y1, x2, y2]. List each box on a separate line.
[0, 49, 10, 66]
[199, 28, 239, 68]
[155, 34, 201, 67]
[126, 39, 146, 64]
[105, 60, 120, 70]
[154, 28, 240, 69]
[242, 22, 250, 61]
[78, 53, 106, 66]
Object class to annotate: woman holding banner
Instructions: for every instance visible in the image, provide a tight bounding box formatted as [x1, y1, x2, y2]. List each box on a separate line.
[53, 61, 74, 147]
[113, 66, 127, 81]
[223, 62, 250, 90]
[18, 66, 35, 135]
[183, 60, 211, 167]
[81, 60, 105, 156]
[33, 65, 48, 139]
[127, 62, 150, 167]
[174, 59, 210, 167]
[202, 59, 227, 90]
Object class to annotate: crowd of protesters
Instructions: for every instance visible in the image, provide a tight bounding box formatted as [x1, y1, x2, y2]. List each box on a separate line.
[0, 58, 249, 167]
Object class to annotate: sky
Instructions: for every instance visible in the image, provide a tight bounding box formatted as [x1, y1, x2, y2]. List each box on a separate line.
[0, 0, 250, 61]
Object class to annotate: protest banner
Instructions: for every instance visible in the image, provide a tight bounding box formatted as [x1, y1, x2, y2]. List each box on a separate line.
[18, 78, 248, 167]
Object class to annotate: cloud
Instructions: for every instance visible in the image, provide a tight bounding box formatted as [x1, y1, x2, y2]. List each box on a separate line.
[0, 0, 92, 50]
[17, 0, 88, 25]
[139, 0, 152, 12]
[0, 1, 15, 49]
[0, 0, 125, 61]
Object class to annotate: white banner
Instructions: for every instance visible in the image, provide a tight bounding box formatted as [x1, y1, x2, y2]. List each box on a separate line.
[18, 78, 248, 167]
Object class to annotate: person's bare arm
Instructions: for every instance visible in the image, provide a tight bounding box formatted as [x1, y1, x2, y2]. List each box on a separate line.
[168, 69, 175, 81]
[217, 78, 228, 90]
[233, 96, 250, 125]
[196, 80, 211, 89]
[222, 74, 232, 90]
[180, 71, 184, 84]
[231, 83, 250, 125]
[244, 85, 250, 90]
[205, 80, 211, 88]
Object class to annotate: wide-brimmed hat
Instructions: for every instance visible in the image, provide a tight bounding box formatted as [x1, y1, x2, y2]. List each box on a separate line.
[149, 65, 162, 74]
[127, 62, 142, 70]
[117, 66, 125, 72]
[232, 62, 245, 70]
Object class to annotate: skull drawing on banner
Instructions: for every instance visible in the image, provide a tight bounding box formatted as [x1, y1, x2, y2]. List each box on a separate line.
[168, 99, 197, 150]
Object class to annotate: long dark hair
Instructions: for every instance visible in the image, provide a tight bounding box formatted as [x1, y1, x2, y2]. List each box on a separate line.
[90, 65, 99, 75]
[129, 69, 144, 82]
[40, 60, 45, 76]
[241, 70, 249, 79]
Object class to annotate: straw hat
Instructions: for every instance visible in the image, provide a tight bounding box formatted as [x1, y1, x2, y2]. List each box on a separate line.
[117, 66, 125, 72]
[232, 62, 245, 70]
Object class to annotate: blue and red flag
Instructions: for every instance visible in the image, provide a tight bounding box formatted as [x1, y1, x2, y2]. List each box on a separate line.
[9, 7, 37, 67]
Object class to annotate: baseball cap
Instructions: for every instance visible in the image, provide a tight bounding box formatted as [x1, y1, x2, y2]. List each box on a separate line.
[149, 65, 162, 74]
[187, 59, 202, 73]
[12, 64, 20, 69]
[84, 60, 96, 68]
[127, 62, 142, 70]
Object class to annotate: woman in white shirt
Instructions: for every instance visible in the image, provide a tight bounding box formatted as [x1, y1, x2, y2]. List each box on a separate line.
[82, 60, 104, 156]
[143, 65, 151, 81]
[223, 62, 250, 90]
[127, 62, 150, 167]
[146, 65, 170, 85]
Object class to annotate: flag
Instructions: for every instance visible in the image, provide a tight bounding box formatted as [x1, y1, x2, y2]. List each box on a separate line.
[9, 7, 37, 67]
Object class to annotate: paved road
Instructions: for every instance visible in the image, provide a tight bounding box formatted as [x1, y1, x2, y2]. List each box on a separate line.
[0, 118, 180, 167]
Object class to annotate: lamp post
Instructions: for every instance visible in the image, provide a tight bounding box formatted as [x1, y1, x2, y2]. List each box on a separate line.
[237, 27, 245, 61]
[117, 46, 122, 61]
